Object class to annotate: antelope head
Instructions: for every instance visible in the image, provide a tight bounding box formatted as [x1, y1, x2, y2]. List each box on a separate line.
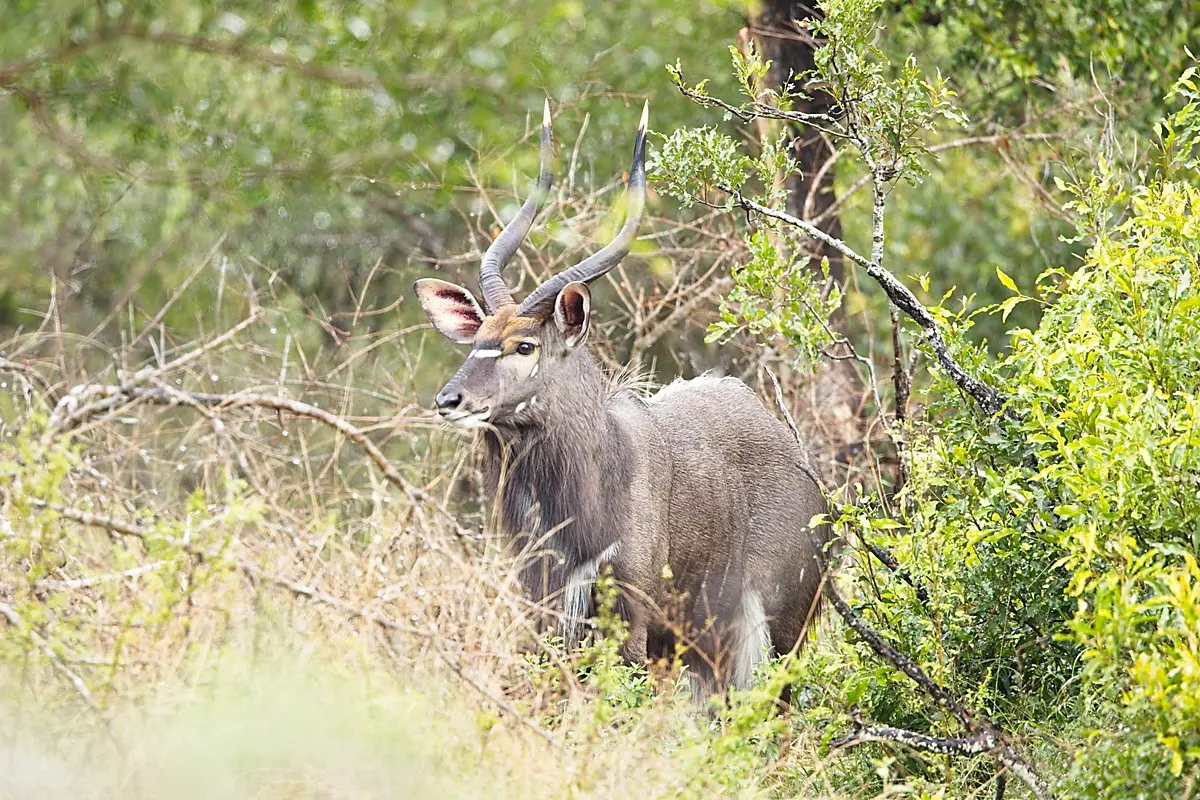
[414, 100, 647, 428]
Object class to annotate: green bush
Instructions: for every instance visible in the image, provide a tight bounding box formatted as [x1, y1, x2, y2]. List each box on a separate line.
[851, 65, 1200, 795]
[656, 12, 1200, 791]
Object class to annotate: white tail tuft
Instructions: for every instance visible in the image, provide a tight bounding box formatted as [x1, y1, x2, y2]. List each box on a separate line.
[732, 590, 772, 689]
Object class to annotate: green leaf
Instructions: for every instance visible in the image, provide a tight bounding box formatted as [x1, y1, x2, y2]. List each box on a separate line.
[996, 267, 1018, 294]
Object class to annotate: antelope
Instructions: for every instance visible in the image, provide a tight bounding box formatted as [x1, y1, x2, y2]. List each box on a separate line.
[413, 101, 830, 693]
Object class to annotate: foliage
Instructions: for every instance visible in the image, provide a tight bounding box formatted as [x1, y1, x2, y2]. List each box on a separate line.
[1042, 176, 1200, 793]
[810, 0, 968, 183]
[894, 0, 1196, 122]
[658, 0, 968, 363]
[0, 0, 740, 347]
[650, 125, 753, 206]
[845, 63, 1200, 797]
[1, 428, 256, 660]
[1157, 51, 1200, 178]
[705, 231, 843, 371]
[6, 0, 1183, 361]
[660, 0, 1200, 793]
[4, 1, 1200, 797]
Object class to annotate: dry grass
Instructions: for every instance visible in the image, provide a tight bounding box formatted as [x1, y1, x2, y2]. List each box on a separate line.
[0, 199, 893, 797]
[0, 391, 851, 798]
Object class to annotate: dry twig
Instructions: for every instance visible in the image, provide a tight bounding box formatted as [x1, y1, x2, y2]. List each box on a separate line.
[20, 500, 558, 747]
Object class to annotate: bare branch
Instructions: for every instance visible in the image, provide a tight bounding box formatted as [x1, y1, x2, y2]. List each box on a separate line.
[927, 132, 1065, 154]
[628, 277, 731, 366]
[47, 307, 262, 432]
[764, 366, 824, 490]
[726, 188, 1009, 418]
[807, 131, 1066, 229]
[887, 300, 920, 501]
[833, 719, 1045, 800]
[831, 721, 990, 756]
[112, 23, 389, 90]
[35, 561, 174, 591]
[826, 586, 1053, 799]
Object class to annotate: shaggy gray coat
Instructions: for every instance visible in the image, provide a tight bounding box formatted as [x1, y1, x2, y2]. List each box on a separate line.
[485, 348, 830, 691]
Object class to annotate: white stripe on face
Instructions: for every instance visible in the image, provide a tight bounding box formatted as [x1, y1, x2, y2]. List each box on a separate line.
[470, 348, 502, 359]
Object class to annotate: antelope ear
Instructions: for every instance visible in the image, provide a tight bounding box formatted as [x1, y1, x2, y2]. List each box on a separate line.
[553, 281, 591, 348]
[413, 279, 486, 344]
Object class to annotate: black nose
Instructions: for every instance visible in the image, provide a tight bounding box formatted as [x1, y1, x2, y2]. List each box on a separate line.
[435, 387, 462, 411]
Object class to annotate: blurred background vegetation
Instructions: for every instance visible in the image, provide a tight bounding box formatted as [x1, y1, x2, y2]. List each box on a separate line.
[4, 0, 1191, 371]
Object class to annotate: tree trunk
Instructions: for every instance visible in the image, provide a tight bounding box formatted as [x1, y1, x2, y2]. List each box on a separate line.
[747, 2, 865, 486]
[750, 0, 844, 291]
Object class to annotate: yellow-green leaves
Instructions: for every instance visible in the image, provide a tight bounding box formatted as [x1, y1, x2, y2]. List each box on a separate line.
[650, 126, 750, 209]
[996, 267, 1018, 293]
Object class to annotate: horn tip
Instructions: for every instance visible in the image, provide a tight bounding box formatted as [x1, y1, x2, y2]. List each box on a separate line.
[543, 98, 552, 128]
[638, 101, 649, 132]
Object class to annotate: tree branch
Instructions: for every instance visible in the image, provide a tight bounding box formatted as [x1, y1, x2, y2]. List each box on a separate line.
[826, 586, 1053, 799]
[42, 310, 469, 538]
[725, 188, 1008, 418]
[831, 720, 990, 755]
[0, 30, 115, 86]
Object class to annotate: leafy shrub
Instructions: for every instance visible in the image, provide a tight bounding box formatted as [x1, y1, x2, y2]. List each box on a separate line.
[849, 64, 1200, 795]
[655, 9, 1200, 790]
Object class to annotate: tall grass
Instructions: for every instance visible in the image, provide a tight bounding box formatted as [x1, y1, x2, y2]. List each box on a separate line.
[0, 270, 888, 798]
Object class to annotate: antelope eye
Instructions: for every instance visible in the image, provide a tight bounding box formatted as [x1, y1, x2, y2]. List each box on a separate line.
[515, 342, 536, 356]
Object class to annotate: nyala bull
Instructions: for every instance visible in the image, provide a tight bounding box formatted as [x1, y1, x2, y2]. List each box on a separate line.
[414, 101, 829, 693]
